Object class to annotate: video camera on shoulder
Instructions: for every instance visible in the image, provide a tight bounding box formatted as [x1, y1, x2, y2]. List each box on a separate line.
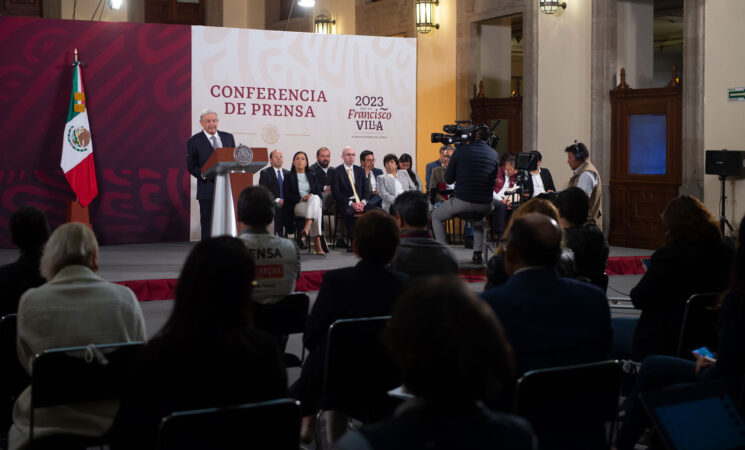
[430, 120, 500, 148]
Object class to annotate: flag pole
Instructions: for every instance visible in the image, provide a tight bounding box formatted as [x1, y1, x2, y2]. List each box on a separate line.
[65, 48, 93, 228]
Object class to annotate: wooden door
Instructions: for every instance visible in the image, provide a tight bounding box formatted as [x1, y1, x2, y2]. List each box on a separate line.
[470, 83, 522, 156]
[609, 79, 682, 250]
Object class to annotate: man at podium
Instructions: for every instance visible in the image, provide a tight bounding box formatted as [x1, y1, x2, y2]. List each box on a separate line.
[187, 109, 236, 240]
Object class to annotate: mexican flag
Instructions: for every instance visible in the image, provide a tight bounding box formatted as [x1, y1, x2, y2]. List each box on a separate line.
[61, 60, 98, 207]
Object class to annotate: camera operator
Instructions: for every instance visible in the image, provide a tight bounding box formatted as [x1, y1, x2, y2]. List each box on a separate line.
[432, 126, 500, 265]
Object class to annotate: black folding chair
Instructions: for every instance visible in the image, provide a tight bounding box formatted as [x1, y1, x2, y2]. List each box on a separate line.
[28, 341, 144, 447]
[157, 398, 301, 450]
[315, 316, 401, 447]
[676, 292, 722, 359]
[1, 314, 29, 441]
[252, 292, 310, 367]
[514, 359, 622, 450]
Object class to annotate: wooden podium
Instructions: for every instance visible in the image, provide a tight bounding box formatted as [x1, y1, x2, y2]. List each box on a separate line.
[202, 146, 268, 236]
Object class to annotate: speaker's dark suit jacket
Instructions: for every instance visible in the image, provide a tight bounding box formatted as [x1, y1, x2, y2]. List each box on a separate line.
[524, 167, 556, 198]
[331, 164, 370, 213]
[186, 130, 235, 200]
[282, 170, 322, 228]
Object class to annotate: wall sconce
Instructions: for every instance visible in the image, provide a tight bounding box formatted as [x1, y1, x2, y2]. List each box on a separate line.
[314, 15, 336, 34]
[416, 0, 439, 34]
[539, 0, 567, 15]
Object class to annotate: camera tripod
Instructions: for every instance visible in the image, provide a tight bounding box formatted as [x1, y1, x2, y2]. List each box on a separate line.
[718, 175, 735, 237]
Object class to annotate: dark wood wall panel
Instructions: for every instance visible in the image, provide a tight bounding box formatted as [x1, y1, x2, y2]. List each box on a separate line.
[609, 85, 682, 250]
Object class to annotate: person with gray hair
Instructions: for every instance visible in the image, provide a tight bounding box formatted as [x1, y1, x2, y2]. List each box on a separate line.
[187, 108, 236, 240]
[9, 222, 146, 449]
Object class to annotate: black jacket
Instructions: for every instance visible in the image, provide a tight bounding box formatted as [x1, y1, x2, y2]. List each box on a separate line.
[258, 166, 290, 201]
[282, 170, 322, 226]
[631, 240, 733, 360]
[524, 168, 556, 198]
[186, 130, 236, 200]
[445, 141, 499, 204]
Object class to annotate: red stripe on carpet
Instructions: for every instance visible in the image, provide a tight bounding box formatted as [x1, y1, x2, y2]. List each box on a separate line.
[116, 270, 488, 302]
[605, 256, 649, 276]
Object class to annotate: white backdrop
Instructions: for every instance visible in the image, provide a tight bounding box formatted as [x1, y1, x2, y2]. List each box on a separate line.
[190, 27, 417, 239]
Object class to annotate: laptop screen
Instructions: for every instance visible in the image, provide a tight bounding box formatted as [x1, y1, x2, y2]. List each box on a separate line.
[641, 382, 745, 450]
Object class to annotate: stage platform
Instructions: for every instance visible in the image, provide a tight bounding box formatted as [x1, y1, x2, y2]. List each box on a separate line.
[0, 240, 653, 300]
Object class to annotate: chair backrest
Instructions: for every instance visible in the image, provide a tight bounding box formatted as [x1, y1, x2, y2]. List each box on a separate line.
[252, 292, 309, 335]
[1, 314, 29, 433]
[321, 316, 401, 423]
[157, 398, 300, 450]
[29, 341, 144, 440]
[676, 292, 722, 358]
[514, 360, 621, 447]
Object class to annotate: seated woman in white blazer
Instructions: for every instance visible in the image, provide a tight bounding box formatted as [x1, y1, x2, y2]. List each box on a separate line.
[377, 154, 417, 213]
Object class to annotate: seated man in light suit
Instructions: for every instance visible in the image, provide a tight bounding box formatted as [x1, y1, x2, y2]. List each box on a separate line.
[259, 149, 292, 237]
[186, 108, 236, 240]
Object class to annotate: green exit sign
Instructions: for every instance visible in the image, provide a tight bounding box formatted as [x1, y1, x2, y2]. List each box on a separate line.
[729, 87, 745, 102]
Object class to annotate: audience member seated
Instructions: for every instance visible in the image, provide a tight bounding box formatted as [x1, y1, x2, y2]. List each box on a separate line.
[390, 191, 458, 279]
[360, 150, 383, 208]
[258, 149, 291, 236]
[237, 186, 300, 304]
[289, 210, 409, 443]
[485, 198, 576, 289]
[425, 145, 449, 190]
[112, 237, 286, 450]
[492, 153, 517, 240]
[613, 213, 745, 450]
[630, 195, 733, 361]
[377, 154, 417, 213]
[283, 151, 328, 255]
[335, 276, 538, 450]
[428, 147, 453, 205]
[0, 206, 49, 315]
[398, 153, 422, 191]
[331, 146, 375, 251]
[523, 150, 556, 199]
[555, 187, 609, 287]
[9, 223, 146, 450]
[480, 214, 611, 407]
[309, 146, 335, 213]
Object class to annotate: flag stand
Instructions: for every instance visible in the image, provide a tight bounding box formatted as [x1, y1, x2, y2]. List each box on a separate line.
[66, 200, 92, 228]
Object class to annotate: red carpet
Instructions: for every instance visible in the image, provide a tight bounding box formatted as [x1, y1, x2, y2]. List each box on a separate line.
[116, 256, 648, 302]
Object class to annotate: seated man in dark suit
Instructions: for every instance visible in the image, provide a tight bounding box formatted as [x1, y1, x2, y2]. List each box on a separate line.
[360, 150, 383, 208]
[555, 187, 609, 288]
[391, 191, 458, 279]
[523, 150, 556, 199]
[0, 206, 49, 315]
[309, 146, 335, 212]
[289, 210, 409, 443]
[480, 214, 612, 379]
[258, 149, 291, 236]
[425, 145, 450, 190]
[331, 146, 376, 251]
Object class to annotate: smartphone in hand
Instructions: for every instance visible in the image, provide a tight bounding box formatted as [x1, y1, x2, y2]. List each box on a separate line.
[692, 346, 717, 362]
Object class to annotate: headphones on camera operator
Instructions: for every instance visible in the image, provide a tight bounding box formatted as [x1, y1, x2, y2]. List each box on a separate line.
[567, 140, 590, 162]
